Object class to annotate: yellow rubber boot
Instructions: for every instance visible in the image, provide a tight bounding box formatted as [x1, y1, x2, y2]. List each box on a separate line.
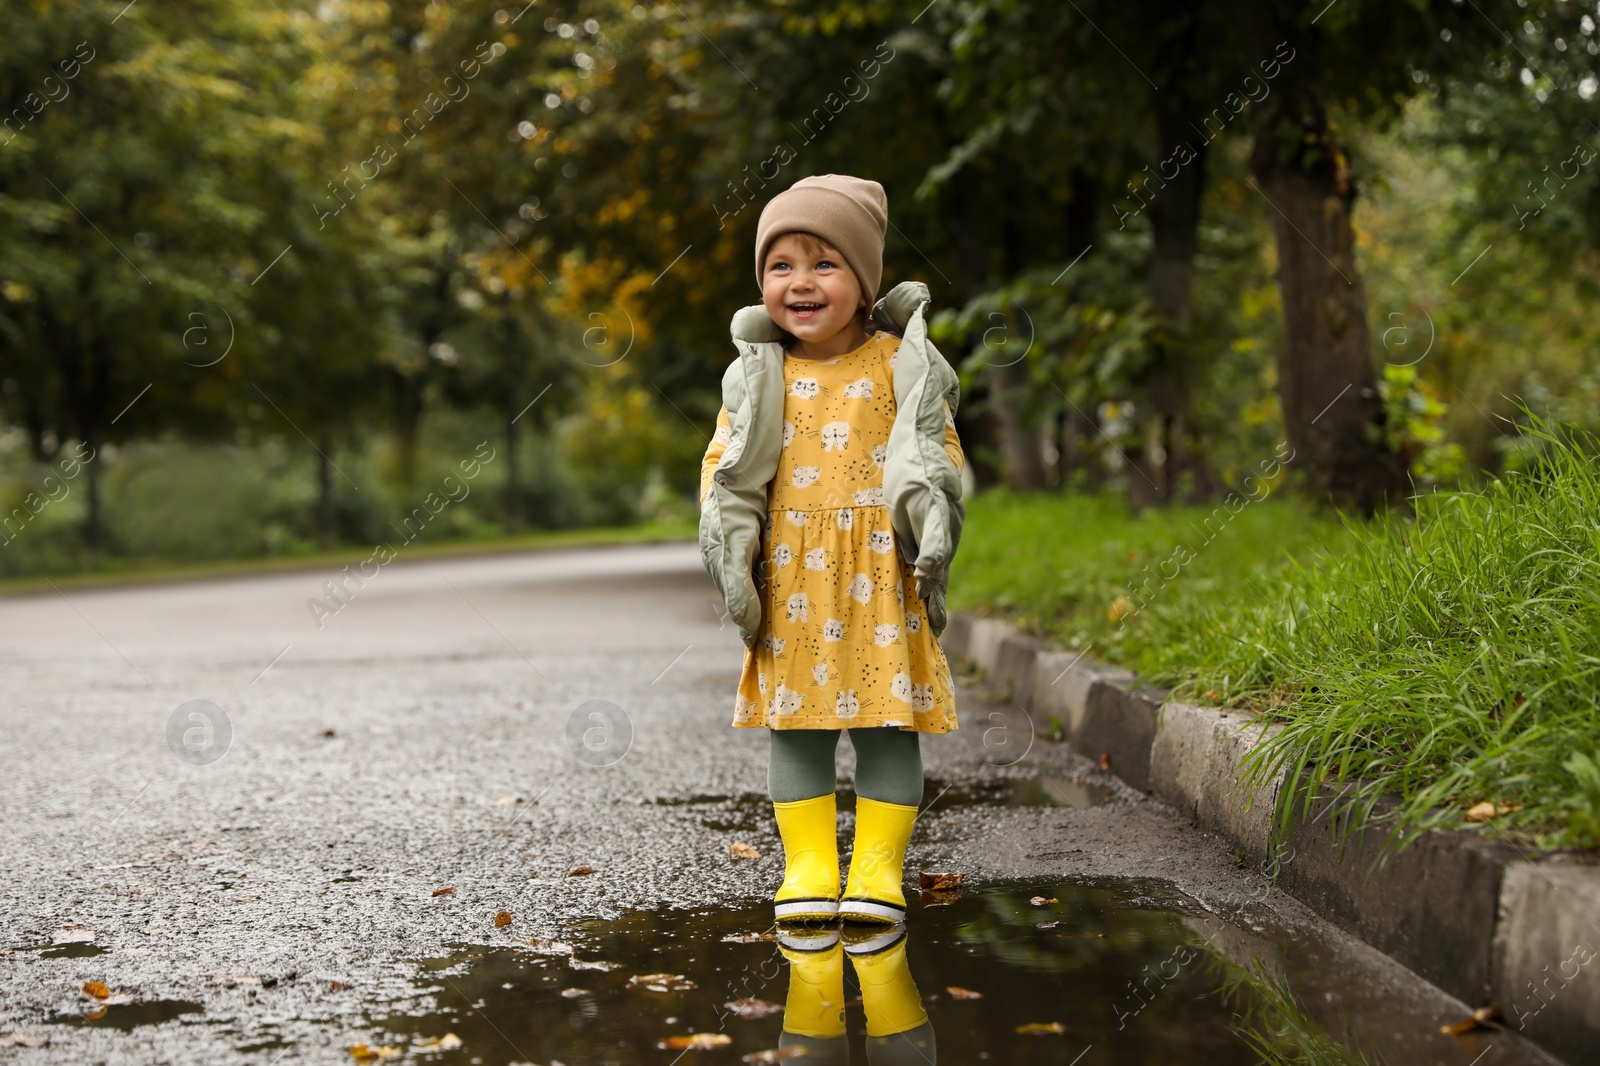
[840, 797, 918, 924]
[772, 794, 840, 922]
[777, 929, 847, 1041]
[846, 926, 928, 1038]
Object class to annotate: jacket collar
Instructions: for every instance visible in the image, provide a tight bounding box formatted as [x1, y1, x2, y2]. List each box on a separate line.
[728, 281, 932, 346]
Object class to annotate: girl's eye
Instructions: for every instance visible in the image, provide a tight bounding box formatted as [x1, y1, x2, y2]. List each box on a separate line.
[816, 259, 836, 269]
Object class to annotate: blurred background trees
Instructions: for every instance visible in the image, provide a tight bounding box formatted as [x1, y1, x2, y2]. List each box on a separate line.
[3, 0, 1594, 576]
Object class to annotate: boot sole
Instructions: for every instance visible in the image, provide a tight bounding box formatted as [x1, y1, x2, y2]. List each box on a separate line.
[775, 897, 840, 922]
[837, 898, 905, 924]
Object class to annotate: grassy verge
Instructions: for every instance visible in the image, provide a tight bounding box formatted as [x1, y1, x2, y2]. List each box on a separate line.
[1172, 425, 1600, 850]
[947, 486, 1354, 681]
[953, 429, 1600, 850]
[0, 520, 699, 597]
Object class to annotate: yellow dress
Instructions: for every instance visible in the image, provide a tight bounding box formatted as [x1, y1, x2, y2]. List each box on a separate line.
[699, 330, 965, 734]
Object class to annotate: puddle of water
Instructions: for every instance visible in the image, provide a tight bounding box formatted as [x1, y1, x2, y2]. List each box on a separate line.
[925, 774, 1114, 810]
[37, 942, 111, 959]
[367, 881, 1379, 1065]
[51, 1000, 203, 1031]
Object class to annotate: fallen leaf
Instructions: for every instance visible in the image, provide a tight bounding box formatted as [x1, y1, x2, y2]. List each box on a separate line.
[1017, 1021, 1066, 1034]
[1029, 896, 1058, 906]
[1108, 596, 1134, 623]
[494, 911, 513, 927]
[82, 1007, 107, 1021]
[348, 1043, 402, 1060]
[723, 997, 783, 1018]
[431, 886, 454, 897]
[566, 865, 595, 877]
[946, 986, 983, 1000]
[560, 988, 591, 998]
[1440, 1003, 1502, 1035]
[1099, 752, 1112, 770]
[329, 980, 352, 991]
[660, 1032, 733, 1050]
[1464, 802, 1523, 823]
[82, 981, 110, 1000]
[729, 842, 761, 861]
[629, 973, 697, 992]
[918, 871, 962, 891]
[415, 1033, 463, 1050]
[741, 1048, 809, 1063]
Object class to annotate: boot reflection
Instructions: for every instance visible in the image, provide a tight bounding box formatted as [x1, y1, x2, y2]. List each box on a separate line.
[777, 926, 849, 1064]
[845, 922, 937, 1065]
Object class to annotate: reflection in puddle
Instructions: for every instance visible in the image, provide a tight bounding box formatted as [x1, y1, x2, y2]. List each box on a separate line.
[371, 881, 1380, 1065]
[38, 942, 110, 959]
[51, 1000, 203, 1031]
[925, 774, 1115, 810]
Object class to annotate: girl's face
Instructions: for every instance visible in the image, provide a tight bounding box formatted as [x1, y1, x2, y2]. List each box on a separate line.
[761, 233, 867, 347]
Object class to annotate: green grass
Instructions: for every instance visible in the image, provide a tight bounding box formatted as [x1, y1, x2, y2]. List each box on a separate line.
[1171, 422, 1600, 851]
[954, 422, 1600, 850]
[948, 485, 1353, 681]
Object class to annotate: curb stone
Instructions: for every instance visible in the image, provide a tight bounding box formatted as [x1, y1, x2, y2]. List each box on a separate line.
[943, 611, 1600, 1064]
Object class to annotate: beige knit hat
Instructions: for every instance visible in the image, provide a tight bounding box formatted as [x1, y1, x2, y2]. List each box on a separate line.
[754, 174, 888, 307]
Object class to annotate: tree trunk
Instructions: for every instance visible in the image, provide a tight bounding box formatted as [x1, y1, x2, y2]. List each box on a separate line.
[392, 371, 426, 491]
[950, 165, 1005, 493]
[504, 403, 522, 534]
[1134, 7, 1211, 506]
[947, 164, 1049, 489]
[84, 429, 103, 559]
[1248, 27, 1406, 514]
[316, 433, 335, 551]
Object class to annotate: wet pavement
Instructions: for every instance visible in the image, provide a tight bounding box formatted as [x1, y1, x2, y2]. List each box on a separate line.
[0, 543, 1571, 1063]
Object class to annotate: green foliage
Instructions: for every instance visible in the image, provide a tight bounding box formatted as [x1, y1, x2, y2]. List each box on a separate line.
[1168, 415, 1600, 846]
[948, 486, 1350, 677]
[1377, 363, 1466, 485]
[1558, 750, 1600, 848]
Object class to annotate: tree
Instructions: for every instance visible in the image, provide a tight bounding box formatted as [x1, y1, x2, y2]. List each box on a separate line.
[1238, 0, 1520, 513]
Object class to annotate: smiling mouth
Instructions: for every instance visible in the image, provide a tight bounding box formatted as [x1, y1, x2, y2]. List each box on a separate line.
[787, 302, 827, 318]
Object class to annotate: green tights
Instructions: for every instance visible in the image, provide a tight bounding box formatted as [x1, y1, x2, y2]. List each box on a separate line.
[768, 727, 924, 806]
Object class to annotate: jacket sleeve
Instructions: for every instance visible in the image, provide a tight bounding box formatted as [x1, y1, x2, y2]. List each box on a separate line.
[700, 405, 733, 505]
[943, 400, 964, 474]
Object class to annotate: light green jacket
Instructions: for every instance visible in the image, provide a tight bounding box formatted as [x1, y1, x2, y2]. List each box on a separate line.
[698, 280, 965, 649]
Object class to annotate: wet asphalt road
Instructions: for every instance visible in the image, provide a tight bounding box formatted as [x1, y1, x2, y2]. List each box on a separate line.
[0, 542, 1568, 1063]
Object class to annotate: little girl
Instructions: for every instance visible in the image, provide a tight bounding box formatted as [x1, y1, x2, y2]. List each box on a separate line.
[699, 174, 966, 927]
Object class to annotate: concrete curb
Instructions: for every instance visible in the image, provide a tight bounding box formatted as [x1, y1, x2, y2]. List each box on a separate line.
[944, 612, 1600, 1063]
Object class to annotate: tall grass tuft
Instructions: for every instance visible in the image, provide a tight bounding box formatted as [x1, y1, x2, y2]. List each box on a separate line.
[1173, 415, 1600, 849]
